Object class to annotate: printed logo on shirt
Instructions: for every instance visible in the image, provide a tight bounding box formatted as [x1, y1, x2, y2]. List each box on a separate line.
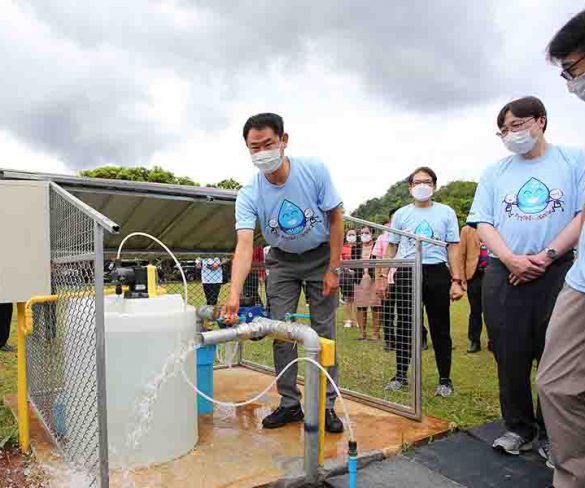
[414, 220, 437, 239]
[503, 177, 564, 221]
[266, 199, 321, 240]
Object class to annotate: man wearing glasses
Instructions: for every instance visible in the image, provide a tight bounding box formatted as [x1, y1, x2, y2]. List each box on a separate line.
[468, 96, 585, 464]
[537, 10, 585, 488]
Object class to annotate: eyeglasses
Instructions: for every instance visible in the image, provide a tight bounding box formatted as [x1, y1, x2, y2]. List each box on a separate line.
[412, 179, 434, 186]
[496, 117, 535, 138]
[561, 53, 585, 81]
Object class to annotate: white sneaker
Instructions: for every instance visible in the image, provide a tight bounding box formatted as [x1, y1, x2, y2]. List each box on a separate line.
[343, 320, 352, 328]
[538, 439, 555, 469]
[492, 431, 533, 455]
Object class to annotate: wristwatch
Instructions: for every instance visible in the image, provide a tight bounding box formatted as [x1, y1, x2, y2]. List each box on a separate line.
[544, 247, 558, 261]
[451, 278, 463, 285]
[328, 267, 341, 276]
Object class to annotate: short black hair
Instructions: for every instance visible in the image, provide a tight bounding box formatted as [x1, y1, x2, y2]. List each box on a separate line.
[408, 167, 437, 186]
[548, 10, 585, 62]
[242, 113, 284, 141]
[496, 96, 548, 133]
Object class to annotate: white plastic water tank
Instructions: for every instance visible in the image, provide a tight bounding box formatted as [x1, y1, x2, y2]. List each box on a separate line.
[104, 294, 198, 469]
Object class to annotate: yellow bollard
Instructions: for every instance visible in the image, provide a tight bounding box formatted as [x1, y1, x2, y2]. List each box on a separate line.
[17, 302, 29, 453]
[318, 338, 336, 466]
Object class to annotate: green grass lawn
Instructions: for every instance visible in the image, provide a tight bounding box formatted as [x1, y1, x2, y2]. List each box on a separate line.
[0, 285, 504, 450]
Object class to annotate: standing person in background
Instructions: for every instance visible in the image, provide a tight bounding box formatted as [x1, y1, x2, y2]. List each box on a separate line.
[459, 224, 490, 353]
[340, 229, 357, 328]
[537, 12, 585, 488]
[197, 256, 227, 306]
[373, 208, 399, 352]
[0, 303, 14, 352]
[383, 167, 464, 397]
[354, 226, 382, 341]
[468, 96, 585, 461]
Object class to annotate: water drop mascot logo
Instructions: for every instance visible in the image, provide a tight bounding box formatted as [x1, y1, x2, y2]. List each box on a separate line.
[503, 177, 564, 218]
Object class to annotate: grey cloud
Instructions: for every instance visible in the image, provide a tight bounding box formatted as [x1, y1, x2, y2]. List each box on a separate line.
[0, 0, 572, 169]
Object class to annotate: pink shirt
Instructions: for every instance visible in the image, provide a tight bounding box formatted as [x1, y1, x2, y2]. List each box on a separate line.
[372, 232, 396, 284]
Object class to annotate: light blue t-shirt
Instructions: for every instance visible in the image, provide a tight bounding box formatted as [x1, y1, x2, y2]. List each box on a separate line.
[566, 224, 585, 293]
[235, 156, 342, 254]
[196, 257, 223, 284]
[467, 145, 585, 256]
[388, 203, 460, 264]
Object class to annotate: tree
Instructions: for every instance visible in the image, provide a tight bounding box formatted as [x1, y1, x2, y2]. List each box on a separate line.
[209, 178, 243, 190]
[352, 178, 477, 227]
[80, 165, 200, 186]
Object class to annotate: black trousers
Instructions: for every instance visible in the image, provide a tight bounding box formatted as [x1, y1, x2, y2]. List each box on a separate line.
[483, 256, 572, 440]
[467, 269, 485, 343]
[243, 270, 263, 306]
[203, 283, 222, 306]
[0, 303, 13, 347]
[395, 264, 452, 381]
[381, 290, 397, 348]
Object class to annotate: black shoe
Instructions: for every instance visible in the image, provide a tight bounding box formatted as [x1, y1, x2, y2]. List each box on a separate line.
[262, 405, 304, 429]
[467, 340, 481, 353]
[422, 335, 428, 351]
[325, 409, 344, 433]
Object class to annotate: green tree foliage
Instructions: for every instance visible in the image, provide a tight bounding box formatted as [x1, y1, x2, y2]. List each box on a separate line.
[352, 178, 477, 228]
[208, 178, 243, 190]
[80, 165, 200, 186]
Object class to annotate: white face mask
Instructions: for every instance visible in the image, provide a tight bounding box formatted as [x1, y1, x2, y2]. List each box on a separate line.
[411, 184, 434, 202]
[502, 128, 537, 154]
[568, 73, 585, 102]
[251, 147, 283, 174]
[346, 234, 357, 244]
[360, 233, 372, 243]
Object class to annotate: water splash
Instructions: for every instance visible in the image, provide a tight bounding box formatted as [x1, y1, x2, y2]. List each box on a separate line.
[111, 338, 197, 487]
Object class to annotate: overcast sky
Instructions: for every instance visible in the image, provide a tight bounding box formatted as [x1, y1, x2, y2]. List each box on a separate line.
[1, 0, 584, 210]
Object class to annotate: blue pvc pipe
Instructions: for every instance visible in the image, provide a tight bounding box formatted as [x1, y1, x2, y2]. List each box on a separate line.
[348, 455, 357, 488]
[285, 312, 311, 321]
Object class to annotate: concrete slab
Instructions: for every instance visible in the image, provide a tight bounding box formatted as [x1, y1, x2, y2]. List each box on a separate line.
[325, 455, 464, 488]
[7, 366, 450, 487]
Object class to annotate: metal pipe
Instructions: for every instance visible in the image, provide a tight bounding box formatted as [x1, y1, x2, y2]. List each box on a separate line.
[17, 302, 29, 453]
[199, 317, 322, 483]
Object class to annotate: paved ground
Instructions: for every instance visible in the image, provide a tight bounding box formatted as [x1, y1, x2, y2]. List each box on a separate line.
[326, 421, 553, 488]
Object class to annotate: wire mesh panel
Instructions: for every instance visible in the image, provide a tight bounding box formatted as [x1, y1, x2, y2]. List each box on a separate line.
[239, 219, 423, 419]
[26, 186, 108, 487]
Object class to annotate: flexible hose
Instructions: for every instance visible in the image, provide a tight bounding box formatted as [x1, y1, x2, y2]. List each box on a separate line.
[181, 355, 355, 442]
[116, 232, 189, 307]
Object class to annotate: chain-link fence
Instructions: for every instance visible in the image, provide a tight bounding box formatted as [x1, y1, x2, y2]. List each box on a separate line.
[26, 184, 114, 488]
[239, 218, 425, 419]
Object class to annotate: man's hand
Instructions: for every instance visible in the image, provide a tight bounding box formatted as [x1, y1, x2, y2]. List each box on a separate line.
[502, 254, 547, 285]
[375, 276, 389, 299]
[450, 282, 464, 301]
[323, 271, 339, 296]
[220, 293, 240, 326]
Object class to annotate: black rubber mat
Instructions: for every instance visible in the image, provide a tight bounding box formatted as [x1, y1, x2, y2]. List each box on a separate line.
[403, 430, 553, 488]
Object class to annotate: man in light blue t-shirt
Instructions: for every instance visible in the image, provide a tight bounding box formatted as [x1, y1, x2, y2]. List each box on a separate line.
[381, 166, 464, 398]
[468, 96, 585, 461]
[223, 113, 345, 433]
[537, 13, 585, 487]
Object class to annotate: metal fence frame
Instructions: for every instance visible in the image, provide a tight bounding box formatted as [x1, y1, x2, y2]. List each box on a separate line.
[25, 183, 118, 488]
[239, 215, 445, 421]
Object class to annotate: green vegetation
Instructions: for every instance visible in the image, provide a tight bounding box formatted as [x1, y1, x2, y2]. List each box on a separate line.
[80, 165, 243, 190]
[351, 178, 478, 228]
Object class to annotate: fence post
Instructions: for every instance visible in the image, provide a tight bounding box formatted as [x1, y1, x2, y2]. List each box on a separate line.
[94, 223, 110, 488]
